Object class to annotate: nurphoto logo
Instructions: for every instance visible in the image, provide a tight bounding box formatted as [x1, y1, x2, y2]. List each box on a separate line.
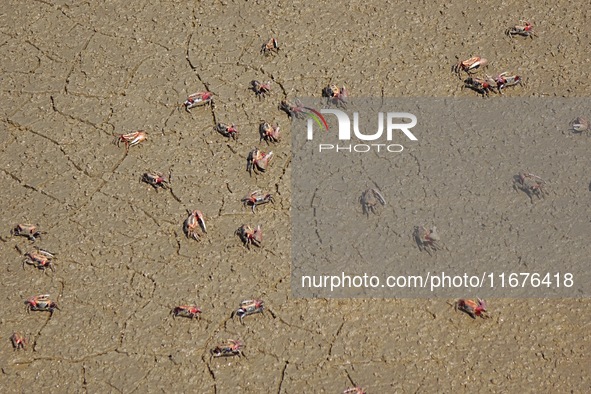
[304, 107, 418, 153]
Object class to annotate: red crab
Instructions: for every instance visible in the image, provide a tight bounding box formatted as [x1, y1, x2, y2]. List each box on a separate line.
[235, 224, 262, 248]
[455, 298, 488, 319]
[171, 305, 202, 320]
[25, 294, 59, 314]
[113, 131, 147, 152]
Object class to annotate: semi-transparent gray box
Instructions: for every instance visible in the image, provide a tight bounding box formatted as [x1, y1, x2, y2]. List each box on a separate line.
[291, 98, 590, 298]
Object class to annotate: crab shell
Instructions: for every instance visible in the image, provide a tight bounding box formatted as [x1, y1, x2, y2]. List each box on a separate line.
[23, 249, 55, 271]
[184, 92, 214, 110]
[11, 224, 41, 240]
[25, 295, 59, 313]
[211, 340, 243, 357]
[234, 299, 264, 321]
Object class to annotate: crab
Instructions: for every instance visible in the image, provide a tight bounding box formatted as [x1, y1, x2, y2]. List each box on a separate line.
[184, 91, 214, 112]
[23, 248, 55, 272]
[11, 223, 42, 241]
[570, 117, 590, 133]
[491, 72, 523, 93]
[215, 122, 239, 140]
[360, 188, 386, 216]
[211, 339, 243, 359]
[141, 171, 170, 190]
[241, 190, 274, 213]
[455, 298, 488, 319]
[251, 80, 271, 99]
[246, 147, 273, 175]
[322, 84, 348, 108]
[413, 225, 441, 254]
[232, 299, 264, 323]
[452, 56, 488, 77]
[183, 210, 207, 241]
[259, 121, 280, 144]
[514, 171, 546, 199]
[25, 294, 59, 314]
[260, 37, 279, 55]
[506, 20, 536, 38]
[279, 99, 308, 119]
[463, 76, 496, 97]
[113, 131, 147, 152]
[235, 224, 262, 248]
[343, 387, 366, 394]
[10, 333, 27, 351]
[171, 305, 202, 320]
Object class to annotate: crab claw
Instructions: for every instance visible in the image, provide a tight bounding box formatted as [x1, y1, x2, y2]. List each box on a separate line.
[477, 298, 487, 312]
[257, 151, 273, 171]
[428, 226, 440, 242]
[253, 225, 263, 244]
[195, 210, 207, 233]
[373, 189, 386, 205]
[571, 117, 589, 132]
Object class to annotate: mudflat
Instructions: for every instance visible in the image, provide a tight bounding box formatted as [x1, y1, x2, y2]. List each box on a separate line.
[1, 1, 589, 393]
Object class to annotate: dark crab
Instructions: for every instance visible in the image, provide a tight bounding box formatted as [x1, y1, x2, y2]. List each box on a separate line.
[514, 171, 546, 200]
[251, 80, 271, 99]
[360, 188, 386, 216]
[235, 224, 262, 249]
[141, 171, 170, 190]
[25, 294, 59, 314]
[171, 305, 202, 320]
[215, 122, 239, 140]
[232, 299, 264, 324]
[413, 225, 441, 254]
[322, 84, 348, 108]
[246, 147, 273, 175]
[211, 339, 243, 359]
[241, 190, 274, 213]
[11, 223, 43, 241]
[23, 248, 55, 272]
[279, 99, 308, 119]
[259, 121, 280, 144]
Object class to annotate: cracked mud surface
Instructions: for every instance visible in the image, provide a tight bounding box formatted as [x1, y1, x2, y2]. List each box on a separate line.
[1, 1, 590, 393]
